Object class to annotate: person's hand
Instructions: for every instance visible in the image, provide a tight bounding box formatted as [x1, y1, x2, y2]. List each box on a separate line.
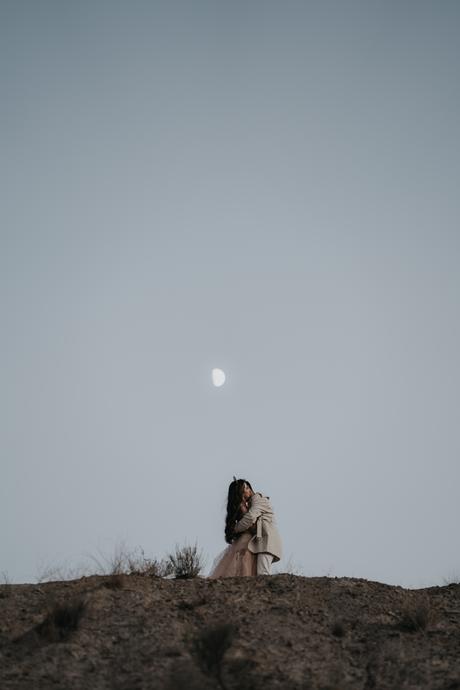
[239, 501, 249, 514]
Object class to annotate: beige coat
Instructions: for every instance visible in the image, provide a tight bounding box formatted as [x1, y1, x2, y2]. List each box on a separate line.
[234, 493, 282, 563]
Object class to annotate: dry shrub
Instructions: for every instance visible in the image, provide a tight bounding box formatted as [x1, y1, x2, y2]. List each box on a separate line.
[103, 573, 126, 590]
[36, 596, 86, 642]
[168, 543, 205, 579]
[399, 594, 433, 632]
[331, 620, 346, 637]
[89, 543, 173, 578]
[127, 553, 173, 578]
[191, 623, 236, 690]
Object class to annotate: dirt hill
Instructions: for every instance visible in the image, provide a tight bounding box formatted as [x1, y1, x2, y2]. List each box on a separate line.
[1, 574, 459, 689]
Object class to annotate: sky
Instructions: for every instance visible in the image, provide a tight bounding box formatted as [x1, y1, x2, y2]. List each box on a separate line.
[1, 1, 459, 587]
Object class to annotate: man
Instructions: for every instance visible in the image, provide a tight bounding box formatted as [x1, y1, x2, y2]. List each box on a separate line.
[234, 482, 282, 575]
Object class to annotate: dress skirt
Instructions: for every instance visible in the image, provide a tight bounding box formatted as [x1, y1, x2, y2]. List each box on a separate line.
[208, 531, 257, 578]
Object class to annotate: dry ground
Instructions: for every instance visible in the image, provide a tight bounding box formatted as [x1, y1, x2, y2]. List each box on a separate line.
[1, 574, 459, 689]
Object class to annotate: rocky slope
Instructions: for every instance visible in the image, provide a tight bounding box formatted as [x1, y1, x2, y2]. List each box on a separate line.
[1, 574, 459, 689]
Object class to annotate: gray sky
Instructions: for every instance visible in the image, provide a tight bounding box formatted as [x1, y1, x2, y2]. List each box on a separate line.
[1, 1, 459, 587]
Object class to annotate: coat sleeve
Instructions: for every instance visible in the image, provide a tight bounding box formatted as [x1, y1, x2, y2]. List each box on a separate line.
[234, 495, 263, 534]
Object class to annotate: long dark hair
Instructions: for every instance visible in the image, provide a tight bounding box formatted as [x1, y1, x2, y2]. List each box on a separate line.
[225, 478, 253, 544]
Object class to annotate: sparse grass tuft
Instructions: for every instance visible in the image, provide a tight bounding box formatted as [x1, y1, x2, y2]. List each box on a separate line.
[442, 571, 460, 586]
[36, 597, 86, 642]
[0, 570, 12, 597]
[88, 540, 135, 576]
[272, 556, 304, 576]
[1, 570, 11, 585]
[35, 562, 89, 583]
[190, 623, 236, 690]
[168, 543, 205, 579]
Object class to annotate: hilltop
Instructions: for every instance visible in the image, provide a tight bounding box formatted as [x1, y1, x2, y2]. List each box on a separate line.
[1, 574, 459, 689]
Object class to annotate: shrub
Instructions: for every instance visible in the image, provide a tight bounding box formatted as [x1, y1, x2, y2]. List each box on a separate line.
[103, 573, 126, 590]
[399, 594, 433, 632]
[191, 623, 236, 690]
[36, 597, 86, 642]
[331, 620, 346, 637]
[168, 543, 205, 579]
[89, 543, 173, 578]
[127, 553, 173, 578]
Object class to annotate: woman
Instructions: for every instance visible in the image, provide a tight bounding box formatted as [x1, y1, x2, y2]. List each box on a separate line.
[209, 478, 257, 578]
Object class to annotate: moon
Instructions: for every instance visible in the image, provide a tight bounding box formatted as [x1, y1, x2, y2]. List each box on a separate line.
[212, 368, 226, 387]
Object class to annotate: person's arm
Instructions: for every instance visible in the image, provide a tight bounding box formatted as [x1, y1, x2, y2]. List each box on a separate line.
[234, 495, 263, 534]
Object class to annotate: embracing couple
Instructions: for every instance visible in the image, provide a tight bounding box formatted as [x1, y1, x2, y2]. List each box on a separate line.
[210, 478, 282, 578]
